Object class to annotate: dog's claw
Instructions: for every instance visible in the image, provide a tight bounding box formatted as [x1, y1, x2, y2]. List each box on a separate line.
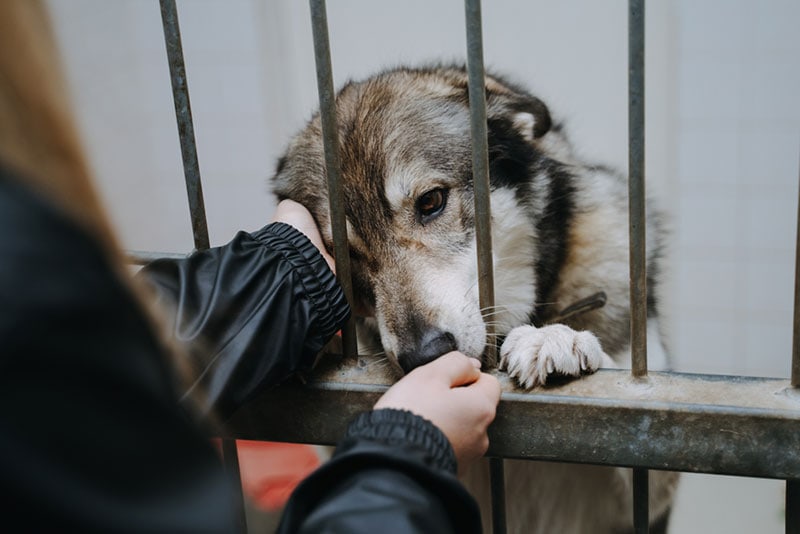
[500, 324, 606, 389]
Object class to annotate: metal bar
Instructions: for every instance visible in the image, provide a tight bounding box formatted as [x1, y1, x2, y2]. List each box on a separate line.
[126, 250, 189, 265]
[464, 2, 504, 531]
[464, 0, 496, 368]
[789, 151, 800, 534]
[221, 438, 248, 532]
[628, 2, 649, 530]
[792, 151, 800, 387]
[633, 468, 649, 533]
[788, 479, 800, 534]
[223, 366, 800, 480]
[628, 0, 647, 377]
[159, 3, 246, 528]
[309, 0, 357, 359]
[489, 458, 507, 534]
[159, 0, 210, 251]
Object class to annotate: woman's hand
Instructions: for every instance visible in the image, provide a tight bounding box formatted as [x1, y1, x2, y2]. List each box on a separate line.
[272, 199, 336, 274]
[375, 352, 501, 474]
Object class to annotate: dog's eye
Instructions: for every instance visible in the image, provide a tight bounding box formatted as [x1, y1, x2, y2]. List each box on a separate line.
[416, 188, 448, 224]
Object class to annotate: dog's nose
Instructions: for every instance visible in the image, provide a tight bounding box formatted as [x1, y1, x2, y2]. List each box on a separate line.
[398, 329, 457, 373]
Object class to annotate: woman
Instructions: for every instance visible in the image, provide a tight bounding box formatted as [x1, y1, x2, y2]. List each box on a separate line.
[0, 1, 500, 532]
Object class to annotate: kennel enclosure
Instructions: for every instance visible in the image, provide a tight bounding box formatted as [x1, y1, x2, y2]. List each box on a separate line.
[127, 1, 800, 532]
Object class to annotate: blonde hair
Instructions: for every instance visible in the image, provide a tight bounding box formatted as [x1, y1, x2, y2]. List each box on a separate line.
[0, 0, 206, 412]
[0, 0, 119, 254]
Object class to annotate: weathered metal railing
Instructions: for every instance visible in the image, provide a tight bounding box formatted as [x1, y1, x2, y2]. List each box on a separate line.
[137, 1, 800, 533]
[158, 1, 244, 530]
[628, 0, 649, 530]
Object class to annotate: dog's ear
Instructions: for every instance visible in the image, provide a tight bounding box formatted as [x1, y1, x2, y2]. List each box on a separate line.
[483, 74, 552, 142]
[507, 96, 552, 141]
[496, 95, 552, 142]
[483, 90, 553, 186]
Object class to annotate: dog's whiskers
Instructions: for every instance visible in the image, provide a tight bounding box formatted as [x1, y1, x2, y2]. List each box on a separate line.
[364, 356, 393, 372]
[480, 304, 511, 318]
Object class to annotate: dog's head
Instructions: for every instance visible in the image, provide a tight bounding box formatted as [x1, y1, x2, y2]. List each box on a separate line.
[272, 65, 564, 373]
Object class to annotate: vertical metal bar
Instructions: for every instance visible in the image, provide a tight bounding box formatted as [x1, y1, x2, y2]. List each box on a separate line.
[788, 157, 800, 533]
[160, 2, 245, 529]
[221, 438, 248, 532]
[628, 0, 647, 378]
[489, 457, 507, 534]
[633, 468, 649, 533]
[792, 153, 800, 387]
[464, 0, 496, 368]
[465, 3, 505, 533]
[159, 0, 210, 251]
[788, 479, 800, 534]
[309, 0, 358, 359]
[629, 2, 649, 532]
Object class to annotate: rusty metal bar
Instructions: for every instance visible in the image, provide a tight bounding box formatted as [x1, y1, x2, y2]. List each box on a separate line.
[464, 1, 504, 532]
[159, 1, 246, 529]
[628, 0, 647, 378]
[159, 0, 210, 251]
[223, 366, 800, 480]
[160, 2, 244, 529]
[464, 0, 496, 368]
[628, 0, 649, 528]
[792, 152, 800, 388]
[309, 0, 357, 360]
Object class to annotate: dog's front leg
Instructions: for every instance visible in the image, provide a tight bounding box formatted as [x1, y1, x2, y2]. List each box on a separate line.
[499, 324, 616, 389]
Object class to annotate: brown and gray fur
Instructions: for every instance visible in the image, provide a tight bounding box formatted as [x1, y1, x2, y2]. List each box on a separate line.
[271, 64, 679, 533]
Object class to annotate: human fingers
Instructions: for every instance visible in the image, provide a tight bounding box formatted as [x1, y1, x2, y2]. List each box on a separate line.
[448, 384, 497, 471]
[470, 372, 502, 404]
[420, 351, 481, 388]
[453, 373, 500, 427]
[373, 354, 478, 416]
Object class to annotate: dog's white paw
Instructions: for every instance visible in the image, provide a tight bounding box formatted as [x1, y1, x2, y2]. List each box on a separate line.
[499, 324, 605, 389]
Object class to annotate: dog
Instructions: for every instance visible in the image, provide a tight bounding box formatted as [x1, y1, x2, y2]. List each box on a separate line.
[271, 64, 679, 533]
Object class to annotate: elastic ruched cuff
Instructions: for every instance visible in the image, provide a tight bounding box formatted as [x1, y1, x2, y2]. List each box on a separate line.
[344, 408, 458, 474]
[251, 222, 349, 341]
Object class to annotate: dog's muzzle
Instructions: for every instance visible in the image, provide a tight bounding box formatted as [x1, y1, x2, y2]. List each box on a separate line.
[397, 329, 457, 373]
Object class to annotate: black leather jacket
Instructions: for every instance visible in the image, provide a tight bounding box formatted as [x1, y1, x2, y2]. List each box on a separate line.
[0, 171, 480, 533]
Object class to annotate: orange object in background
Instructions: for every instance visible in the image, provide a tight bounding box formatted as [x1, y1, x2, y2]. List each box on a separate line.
[235, 440, 322, 511]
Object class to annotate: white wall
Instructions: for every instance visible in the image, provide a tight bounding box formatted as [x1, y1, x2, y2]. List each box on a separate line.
[46, 1, 800, 532]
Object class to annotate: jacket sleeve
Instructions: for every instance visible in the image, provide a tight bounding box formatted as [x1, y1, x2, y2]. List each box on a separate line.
[276, 409, 483, 534]
[137, 222, 350, 419]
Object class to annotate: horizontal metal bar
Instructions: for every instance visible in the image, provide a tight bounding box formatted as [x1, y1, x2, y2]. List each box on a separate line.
[126, 250, 190, 265]
[223, 363, 800, 480]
